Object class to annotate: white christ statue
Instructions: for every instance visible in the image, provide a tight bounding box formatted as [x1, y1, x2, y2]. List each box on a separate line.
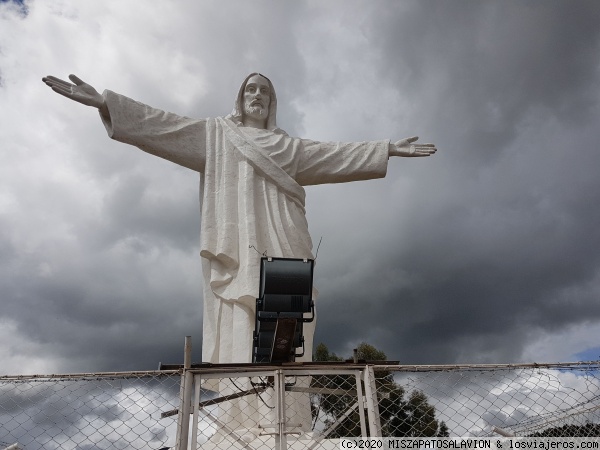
[42, 73, 437, 366]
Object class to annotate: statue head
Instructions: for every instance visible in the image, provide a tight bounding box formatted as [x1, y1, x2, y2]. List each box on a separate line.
[229, 73, 279, 131]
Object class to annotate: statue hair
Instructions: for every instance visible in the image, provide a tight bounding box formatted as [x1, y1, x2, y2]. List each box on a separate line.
[227, 73, 282, 133]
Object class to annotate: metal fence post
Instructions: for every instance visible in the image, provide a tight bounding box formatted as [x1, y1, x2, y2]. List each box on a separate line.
[363, 365, 382, 436]
[355, 370, 368, 437]
[275, 368, 288, 450]
[190, 374, 202, 449]
[175, 336, 193, 450]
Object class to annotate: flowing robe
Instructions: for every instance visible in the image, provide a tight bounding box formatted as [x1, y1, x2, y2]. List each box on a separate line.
[100, 90, 390, 364]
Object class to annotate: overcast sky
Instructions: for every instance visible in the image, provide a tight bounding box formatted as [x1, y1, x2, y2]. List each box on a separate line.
[1, 0, 599, 375]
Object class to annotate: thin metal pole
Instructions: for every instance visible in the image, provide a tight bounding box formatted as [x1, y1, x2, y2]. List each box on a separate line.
[275, 369, 288, 450]
[355, 371, 367, 437]
[176, 336, 193, 450]
[184, 336, 192, 369]
[191, 374, 201, 449]
[363, 366, 382, 436]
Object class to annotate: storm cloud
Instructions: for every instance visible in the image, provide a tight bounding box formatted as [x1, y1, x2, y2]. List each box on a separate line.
[1, 0, 599, 374]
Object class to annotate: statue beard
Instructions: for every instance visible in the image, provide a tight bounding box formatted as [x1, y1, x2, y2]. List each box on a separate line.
[244, 104, 267, 119]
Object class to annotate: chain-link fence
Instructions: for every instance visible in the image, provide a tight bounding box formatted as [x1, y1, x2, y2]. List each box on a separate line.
[1, 362, 599, 449]
[0, 371, 181, 449]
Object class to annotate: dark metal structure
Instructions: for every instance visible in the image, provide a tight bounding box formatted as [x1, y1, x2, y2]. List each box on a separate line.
[253, 257, 315, 363]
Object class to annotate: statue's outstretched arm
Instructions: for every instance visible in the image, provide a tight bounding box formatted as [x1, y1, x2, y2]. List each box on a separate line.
[389, 136, 437, 157]
[42, 74, 109, 116]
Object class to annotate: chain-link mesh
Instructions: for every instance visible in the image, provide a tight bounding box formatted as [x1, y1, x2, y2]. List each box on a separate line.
[1, 362, 599, 449]
[381, 363, 600, 438]
[0, 371, 181, 449]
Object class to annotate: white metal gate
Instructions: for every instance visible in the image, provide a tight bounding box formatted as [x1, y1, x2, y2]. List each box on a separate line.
[172, 365, 383, 449]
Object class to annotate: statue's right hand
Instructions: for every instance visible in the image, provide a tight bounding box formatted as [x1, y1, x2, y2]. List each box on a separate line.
[42, 74, 105, 110]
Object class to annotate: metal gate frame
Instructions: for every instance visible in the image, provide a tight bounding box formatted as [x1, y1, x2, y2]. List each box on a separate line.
[172, 364, 383, 449]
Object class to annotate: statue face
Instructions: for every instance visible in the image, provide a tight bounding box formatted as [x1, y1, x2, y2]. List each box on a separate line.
[243, 74, 271, 125]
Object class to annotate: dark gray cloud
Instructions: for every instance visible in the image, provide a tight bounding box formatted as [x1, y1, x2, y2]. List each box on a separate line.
[1, 0, 600, 376]
[369, 1, 600, 154]
[308, 1, 600, 363]
[0, 377, 179, 448]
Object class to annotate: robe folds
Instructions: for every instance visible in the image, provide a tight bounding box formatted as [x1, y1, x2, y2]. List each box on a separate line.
[100, 90, 390, 364]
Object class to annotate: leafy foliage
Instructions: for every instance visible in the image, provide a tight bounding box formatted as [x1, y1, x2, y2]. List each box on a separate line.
[312, 343, 450, 437]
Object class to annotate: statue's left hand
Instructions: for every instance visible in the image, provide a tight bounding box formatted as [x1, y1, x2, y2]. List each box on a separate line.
[389, 136, 437, 157]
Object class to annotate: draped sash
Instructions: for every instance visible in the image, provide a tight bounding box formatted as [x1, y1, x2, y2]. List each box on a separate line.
[199, 117, 310, 304]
